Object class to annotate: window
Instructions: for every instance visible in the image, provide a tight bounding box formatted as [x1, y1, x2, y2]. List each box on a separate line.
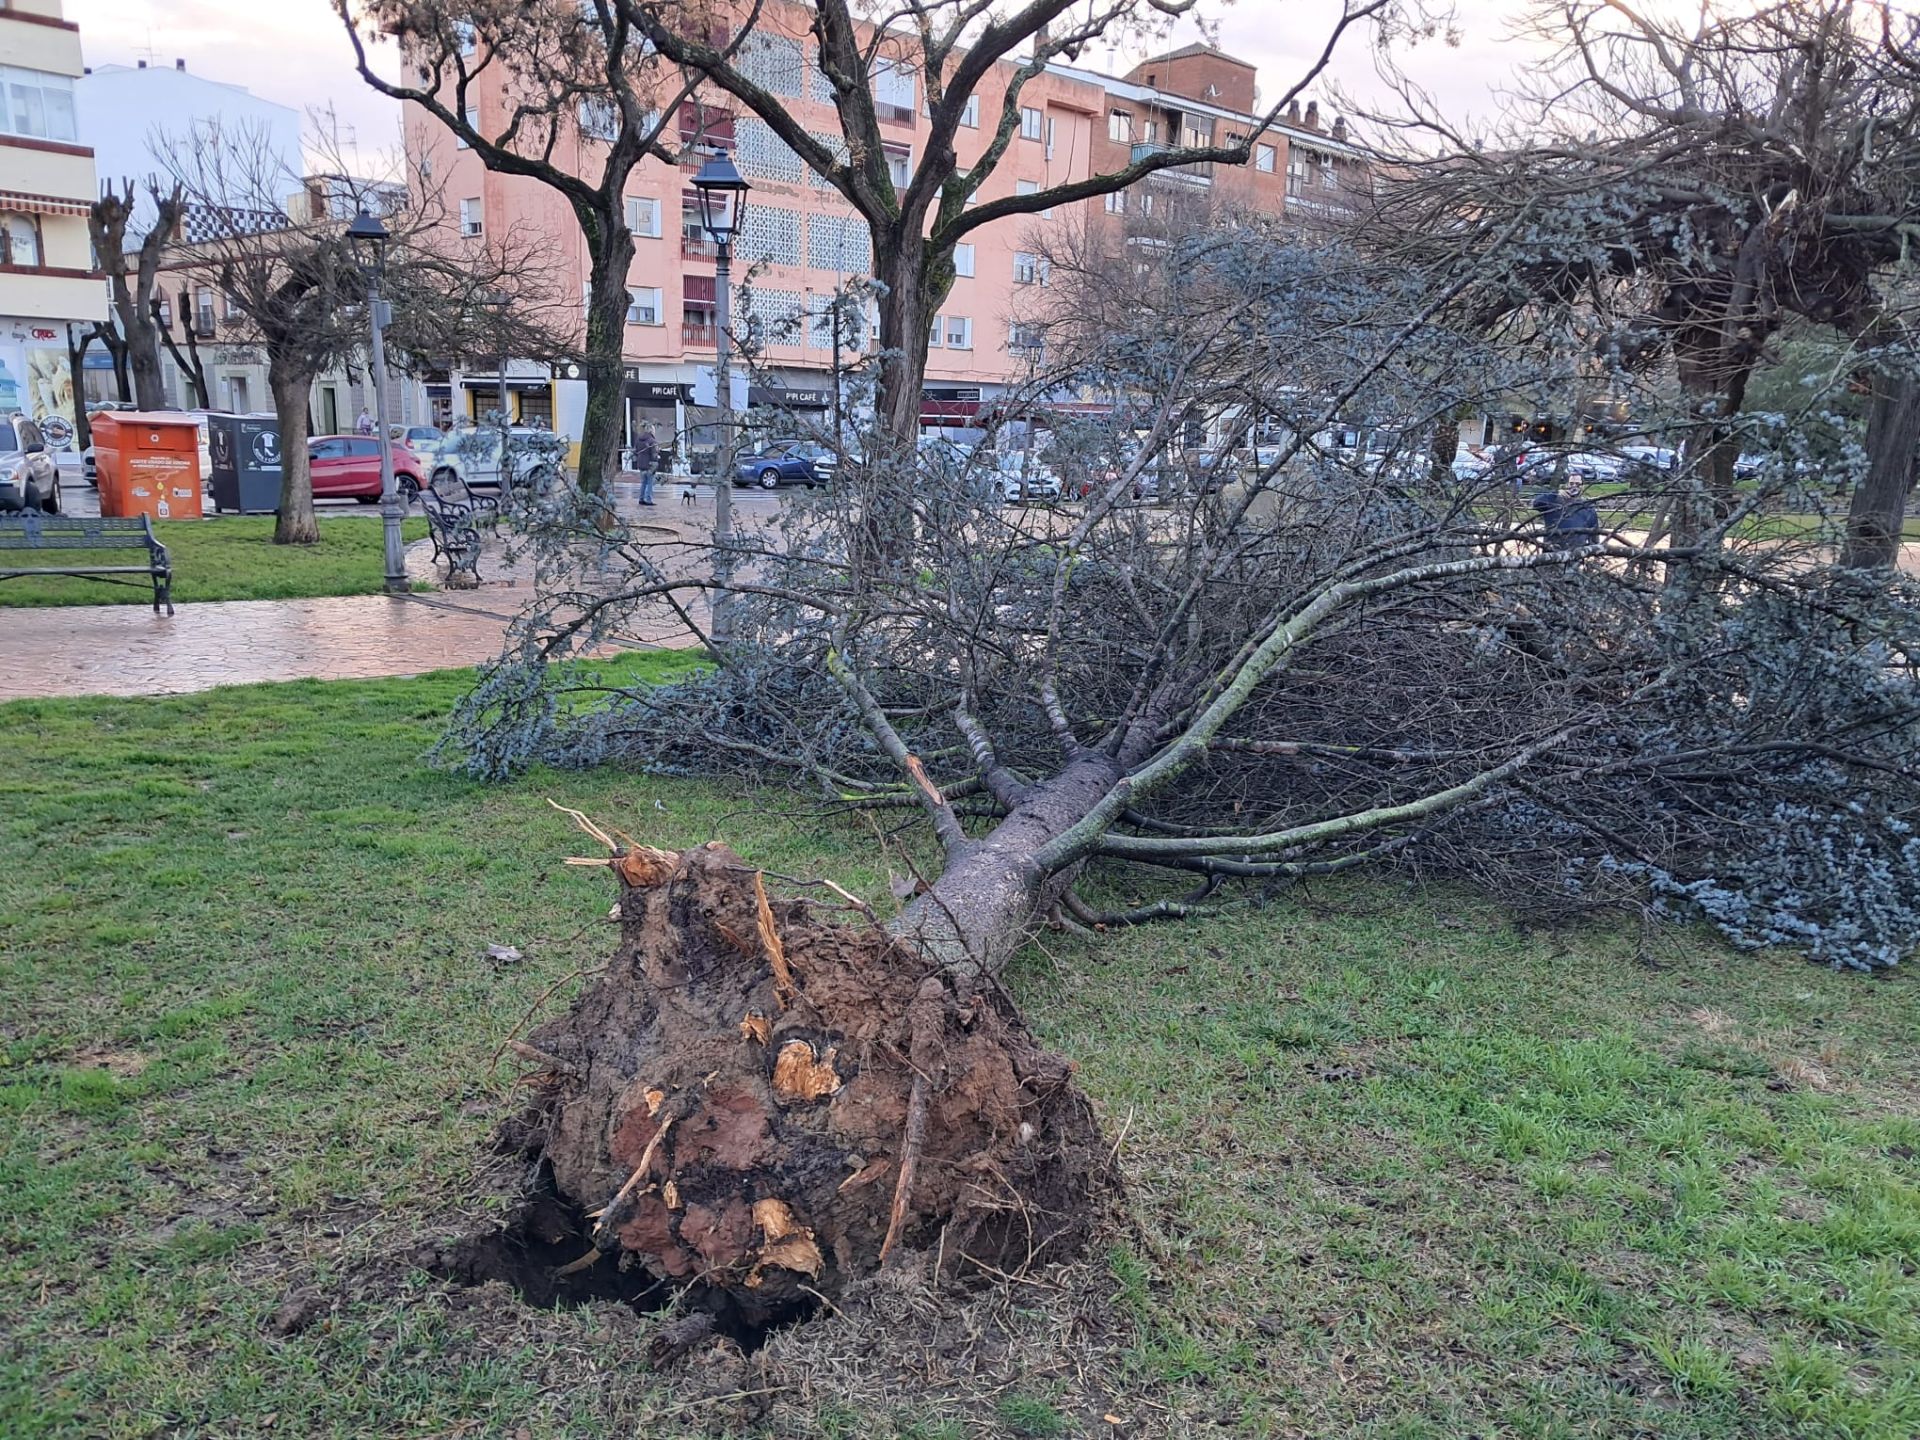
[1140, 192, 1155, 216]
[1108, 110, 1132, 142]
[959, 94, 979, 128]
[459, 197, 483, 236]
[350, 438, 380, 458]
[871, 58, 916, 123]
[194, 287, 215, 334]
[1009, 322, 1043, 351]
[0, 211, 41, 268]
[1255, 143, 1275, 173]
[1141, 119, 1158, 144]
[1321, 156, 1337, 189]
[1287, 151, 1310, 196]
[1013, 251, 1046, 286]
[624, 194, 662, 237]
[1, 67, 78, 143]
[311, 438, 348, 459]
[945, 316, 971, 349]
[1103, 190, 1125, 214]
[1019, 106, 1042, 141]
[1015, 178, 1051, 217]
[627, 286, 662, 325]
[458, 107, 479, 147]
[884, 142, 912, 188]
[952, 242, 973, 278]
[579, 97, 618, 143]
[928, 316, 942, 347]
[454, 20, 477, 56]
[222, 290, 241, 320]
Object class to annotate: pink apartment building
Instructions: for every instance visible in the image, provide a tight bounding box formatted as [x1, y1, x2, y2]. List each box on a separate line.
[403, 31, 1369, 459]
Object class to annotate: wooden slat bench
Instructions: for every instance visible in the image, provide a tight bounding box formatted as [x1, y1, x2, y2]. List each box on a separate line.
[0, 513, 173, 614]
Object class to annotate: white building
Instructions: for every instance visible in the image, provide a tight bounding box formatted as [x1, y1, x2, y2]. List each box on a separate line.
[76, 59, 302, 236]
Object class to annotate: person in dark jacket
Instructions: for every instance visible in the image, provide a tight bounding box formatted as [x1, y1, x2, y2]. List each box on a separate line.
[1533, 475, 1600, 549]
[634, 424, 659, 506]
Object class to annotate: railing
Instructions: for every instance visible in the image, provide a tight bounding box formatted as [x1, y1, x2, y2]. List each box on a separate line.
[682, 322, 717, 346]
[681, 234, 718, 258]
[1130, 140, 1212, 185]
[876, 102, 917, 128]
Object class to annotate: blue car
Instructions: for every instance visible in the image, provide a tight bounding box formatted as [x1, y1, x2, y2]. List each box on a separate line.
[733, 443, 823, 489]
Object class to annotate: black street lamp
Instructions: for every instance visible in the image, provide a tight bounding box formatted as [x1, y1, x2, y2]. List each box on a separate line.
[347, 208, 407, 594]
[691, 150, 751, 643]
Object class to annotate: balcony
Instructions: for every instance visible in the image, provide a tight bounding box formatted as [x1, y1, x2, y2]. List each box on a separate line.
[1130, 140, 1212, 186]
[683, 322, 717, 347]
[876, 102, 916, 128]
[681, 234, 718, 259]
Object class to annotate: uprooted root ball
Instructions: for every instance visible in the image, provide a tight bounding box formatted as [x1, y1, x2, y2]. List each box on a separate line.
[512, 842, 1115, 1328]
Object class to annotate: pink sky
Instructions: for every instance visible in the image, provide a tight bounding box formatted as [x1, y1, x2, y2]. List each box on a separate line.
[68, 0, 1532, 167]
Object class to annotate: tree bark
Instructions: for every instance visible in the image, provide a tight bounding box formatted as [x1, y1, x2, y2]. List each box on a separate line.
[893, 754, 1124, 978]
[871, 229, 948, 450]
[1840, 368, 1920, 570]
[270, 360, 319, 545]
[576, 214, 636, 497]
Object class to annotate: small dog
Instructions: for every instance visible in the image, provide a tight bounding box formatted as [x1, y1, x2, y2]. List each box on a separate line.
[681, 484, 697, 505]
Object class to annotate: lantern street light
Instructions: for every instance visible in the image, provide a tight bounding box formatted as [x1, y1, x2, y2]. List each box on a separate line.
[690, 150, 750, 644]
[346, 208, 406, 595]
[484, 288, 512, 458]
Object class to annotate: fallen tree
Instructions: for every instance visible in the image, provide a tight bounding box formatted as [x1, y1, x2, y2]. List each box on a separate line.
[453, 228, 1920, 1312]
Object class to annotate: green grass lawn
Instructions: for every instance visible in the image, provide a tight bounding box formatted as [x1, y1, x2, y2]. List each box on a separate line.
[4, 666, 1920, 1437]
[0, 515, 430, 607]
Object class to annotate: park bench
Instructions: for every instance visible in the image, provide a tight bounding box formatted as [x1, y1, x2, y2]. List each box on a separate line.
[418, 475, 498, 585]
[0, 513, 173, 614]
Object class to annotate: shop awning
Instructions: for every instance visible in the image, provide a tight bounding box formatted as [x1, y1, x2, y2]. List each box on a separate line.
[0, 189, 90, 218]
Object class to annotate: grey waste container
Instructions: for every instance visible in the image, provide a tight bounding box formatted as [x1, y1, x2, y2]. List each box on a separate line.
[206, 413, 283, 513]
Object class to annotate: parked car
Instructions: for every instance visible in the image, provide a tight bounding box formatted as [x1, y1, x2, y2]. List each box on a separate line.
[1619, 444, 1679, 473]
[1563, 450, 1626, 482]
[734, 444, 823, 489]
[0, 415, 59, 512]
[991, 449, 1062, 503]
[308, 434, 428, 501]
[396, 424, 443, 452]
[767, 439, 843, 484]
[428, 425, 566, 491]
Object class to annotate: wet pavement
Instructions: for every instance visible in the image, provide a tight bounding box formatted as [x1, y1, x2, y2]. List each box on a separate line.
[0, 482, 759, 701]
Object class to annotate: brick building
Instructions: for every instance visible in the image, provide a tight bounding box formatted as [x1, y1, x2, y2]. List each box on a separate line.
[403, 26, 1369, 461]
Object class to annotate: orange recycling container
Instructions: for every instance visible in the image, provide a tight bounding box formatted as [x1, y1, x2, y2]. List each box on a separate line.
[92, 412, 204, 521]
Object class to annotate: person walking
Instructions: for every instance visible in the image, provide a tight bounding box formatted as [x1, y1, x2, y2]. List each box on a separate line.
[634, 423, 659, 506]
[354, 406, 375, 436]
[1532, 474, 1600, 549]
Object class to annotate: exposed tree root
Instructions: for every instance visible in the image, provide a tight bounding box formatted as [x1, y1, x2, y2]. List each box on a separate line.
[509, 839, 1117, 1330]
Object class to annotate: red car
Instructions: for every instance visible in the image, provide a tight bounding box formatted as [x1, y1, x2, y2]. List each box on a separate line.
[307, 435, 426, 502]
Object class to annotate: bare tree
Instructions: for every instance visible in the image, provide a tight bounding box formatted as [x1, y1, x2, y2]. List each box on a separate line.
[338, 0, 707, 495]
[153, 284, 211, 409]
[162, 117, 564, 543]
[618, 0, 1391, 453]
[86, 181, 186, 411]
[1368, 0, 1920, 566]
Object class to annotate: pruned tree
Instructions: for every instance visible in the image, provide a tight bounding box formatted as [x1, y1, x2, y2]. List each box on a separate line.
[162, 117, 564, 544]
[86, 180, 186, 411]
[1367, 0, 1920, 566]
[434, 220, 1920, 1318]
[337, 0, 712, 495]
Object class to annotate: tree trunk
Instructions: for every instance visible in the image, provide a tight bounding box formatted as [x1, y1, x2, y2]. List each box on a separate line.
[1840, 368, 1920, 571]
[894, 754, 1125, 978]
[66, 329, 93, 453]
[577, 219, 636, 496]
[871, 231, 941, 451]
[270, 360, 319, 545]
[123, 302, 167, 411]
[1428, 412, 1461, 487]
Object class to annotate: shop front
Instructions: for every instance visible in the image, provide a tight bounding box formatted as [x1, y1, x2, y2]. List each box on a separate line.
[623, 374, 688, 468]
[0, 317, 81, 451]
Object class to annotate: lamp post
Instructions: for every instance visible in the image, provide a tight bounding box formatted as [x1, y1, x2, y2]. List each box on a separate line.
[691, 151, 751, 644]
[484, 288, 511, 474]
[347, 209, 406, 595]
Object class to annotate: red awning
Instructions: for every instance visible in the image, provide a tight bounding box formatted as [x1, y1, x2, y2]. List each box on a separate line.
[920, 399, 981, 421]
[683, 275, 716, 303]
[0, 189, 90, 218]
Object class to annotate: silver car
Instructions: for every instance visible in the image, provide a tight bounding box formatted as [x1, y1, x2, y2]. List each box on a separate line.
[0, 416, 60, 513]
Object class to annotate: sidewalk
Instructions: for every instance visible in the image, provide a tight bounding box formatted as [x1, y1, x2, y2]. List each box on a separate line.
[0, 518, 712, 701]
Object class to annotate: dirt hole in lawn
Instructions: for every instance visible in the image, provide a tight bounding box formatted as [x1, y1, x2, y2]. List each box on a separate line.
[421, 1165, 818, 1355]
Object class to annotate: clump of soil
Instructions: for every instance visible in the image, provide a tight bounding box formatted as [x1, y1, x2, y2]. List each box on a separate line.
[510, 841, 1114, 1331]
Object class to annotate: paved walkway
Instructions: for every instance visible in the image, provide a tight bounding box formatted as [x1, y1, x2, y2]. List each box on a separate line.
[0, 502, 729, 701]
